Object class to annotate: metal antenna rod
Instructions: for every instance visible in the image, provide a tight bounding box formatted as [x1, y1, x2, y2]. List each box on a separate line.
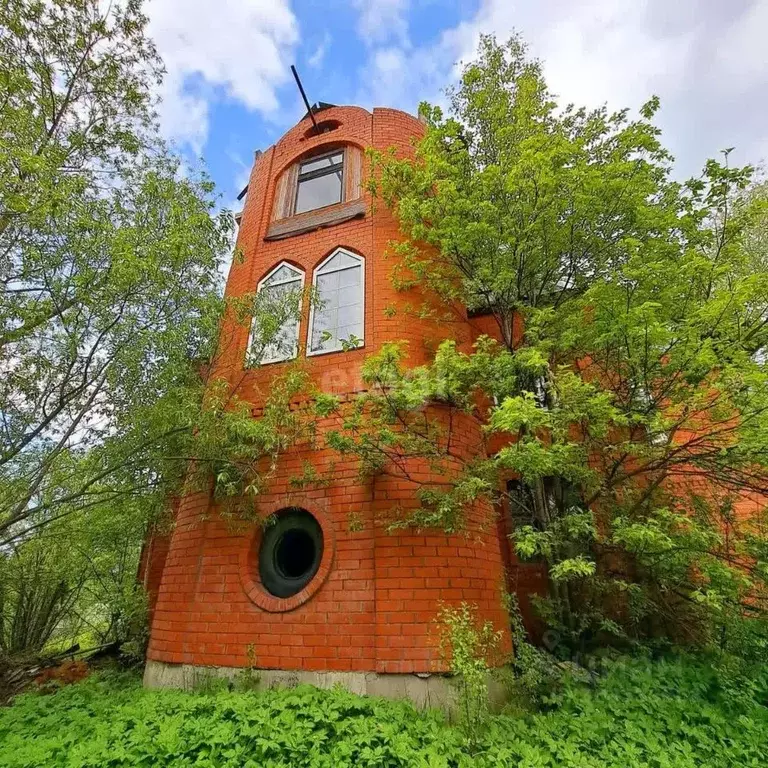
[291, 65, 318, 132]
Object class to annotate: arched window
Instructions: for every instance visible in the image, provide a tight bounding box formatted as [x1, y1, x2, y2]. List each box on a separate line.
[308, 249, 364, 355]
[269, 146, 364, 240]
[249, 262, 304, 364]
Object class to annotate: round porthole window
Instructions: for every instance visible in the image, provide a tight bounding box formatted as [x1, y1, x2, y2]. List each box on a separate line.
[259, 509, 324, 598]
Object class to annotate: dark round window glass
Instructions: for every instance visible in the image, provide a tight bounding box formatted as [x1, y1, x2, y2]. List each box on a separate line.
[259, 509, 323, 598]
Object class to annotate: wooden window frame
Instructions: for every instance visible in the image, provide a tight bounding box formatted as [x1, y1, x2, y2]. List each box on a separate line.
[267, 146, 365, 240]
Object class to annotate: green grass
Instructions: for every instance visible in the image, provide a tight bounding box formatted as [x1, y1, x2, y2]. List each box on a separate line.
[1, 655, 767, 767]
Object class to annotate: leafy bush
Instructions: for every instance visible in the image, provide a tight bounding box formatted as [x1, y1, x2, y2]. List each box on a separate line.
[483, 655, 768, 767]
[0, 656, 766, 767]
[0, 542, 80, 655]
[436, 602, 506, 746]
[504, 593, 566, 708]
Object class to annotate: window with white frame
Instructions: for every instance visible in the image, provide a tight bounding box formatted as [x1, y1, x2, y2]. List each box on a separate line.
[250, 262, 304, 364]
[309, 249, 364, 355]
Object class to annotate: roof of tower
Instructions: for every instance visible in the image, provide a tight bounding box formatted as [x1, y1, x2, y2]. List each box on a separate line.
[301, 101, 337, 120]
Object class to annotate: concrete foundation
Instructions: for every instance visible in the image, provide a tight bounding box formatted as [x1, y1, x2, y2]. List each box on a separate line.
[143, 659, 508, 714]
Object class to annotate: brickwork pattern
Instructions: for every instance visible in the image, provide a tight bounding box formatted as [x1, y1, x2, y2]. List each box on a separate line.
[144, 105, 512, 674]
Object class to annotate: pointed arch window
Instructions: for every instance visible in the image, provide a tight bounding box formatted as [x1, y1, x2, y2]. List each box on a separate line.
[249, 262, 304, 365]
[308, 249, 364, 355]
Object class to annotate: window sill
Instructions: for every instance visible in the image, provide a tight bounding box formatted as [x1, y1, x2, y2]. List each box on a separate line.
[247, 358, 296, 368]
[307, 342, 364, 357]
[245, 352, 298, 368]
[265, 199, 366, 241]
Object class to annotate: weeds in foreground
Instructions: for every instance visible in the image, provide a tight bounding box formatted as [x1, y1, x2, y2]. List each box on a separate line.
[1, 655, 767, 767]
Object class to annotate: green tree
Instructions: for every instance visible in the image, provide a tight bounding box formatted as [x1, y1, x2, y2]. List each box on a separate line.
[328, 35, 768, 653]
[0, 0, 226, 541]
[0, 1, 307, 653]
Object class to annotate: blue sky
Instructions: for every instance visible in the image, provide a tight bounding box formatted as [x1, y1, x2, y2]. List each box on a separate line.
[145, 0, 768, 213]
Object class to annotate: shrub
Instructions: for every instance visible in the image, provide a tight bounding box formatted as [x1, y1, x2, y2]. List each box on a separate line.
[435, 602, 506, 747]
[479, 654, 768, 767]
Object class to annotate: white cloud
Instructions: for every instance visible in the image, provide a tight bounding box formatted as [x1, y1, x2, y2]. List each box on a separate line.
[716, 0, 768, 84]
[355, 0, 768, 176]
[352, 0, 410, 46]
[523, 1, 693, 112]
[147, 0, 299, 154]
[361, 0, 695, 113]
[359, 43, 444, 111]
[308, 31, 332, 69]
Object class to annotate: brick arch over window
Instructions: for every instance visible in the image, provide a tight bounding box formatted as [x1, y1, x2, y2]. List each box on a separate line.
[271, 144, 364, 222]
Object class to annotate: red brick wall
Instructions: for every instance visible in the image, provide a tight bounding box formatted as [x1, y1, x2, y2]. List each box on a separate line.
[145, 105, 511, 674]
[137, 530, 170, 622]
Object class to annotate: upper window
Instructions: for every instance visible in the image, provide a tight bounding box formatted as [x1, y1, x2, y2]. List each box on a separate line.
[309, 249, 364, 355]
[506, 479, 537, 531]
[295, 151, 344, 214]
[249, 262, 304, 365]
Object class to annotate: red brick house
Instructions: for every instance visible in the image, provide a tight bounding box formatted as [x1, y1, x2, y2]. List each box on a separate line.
[141, 104, 546, 701]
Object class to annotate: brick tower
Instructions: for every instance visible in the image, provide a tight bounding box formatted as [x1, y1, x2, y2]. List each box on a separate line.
[142, 105, 522, 702]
